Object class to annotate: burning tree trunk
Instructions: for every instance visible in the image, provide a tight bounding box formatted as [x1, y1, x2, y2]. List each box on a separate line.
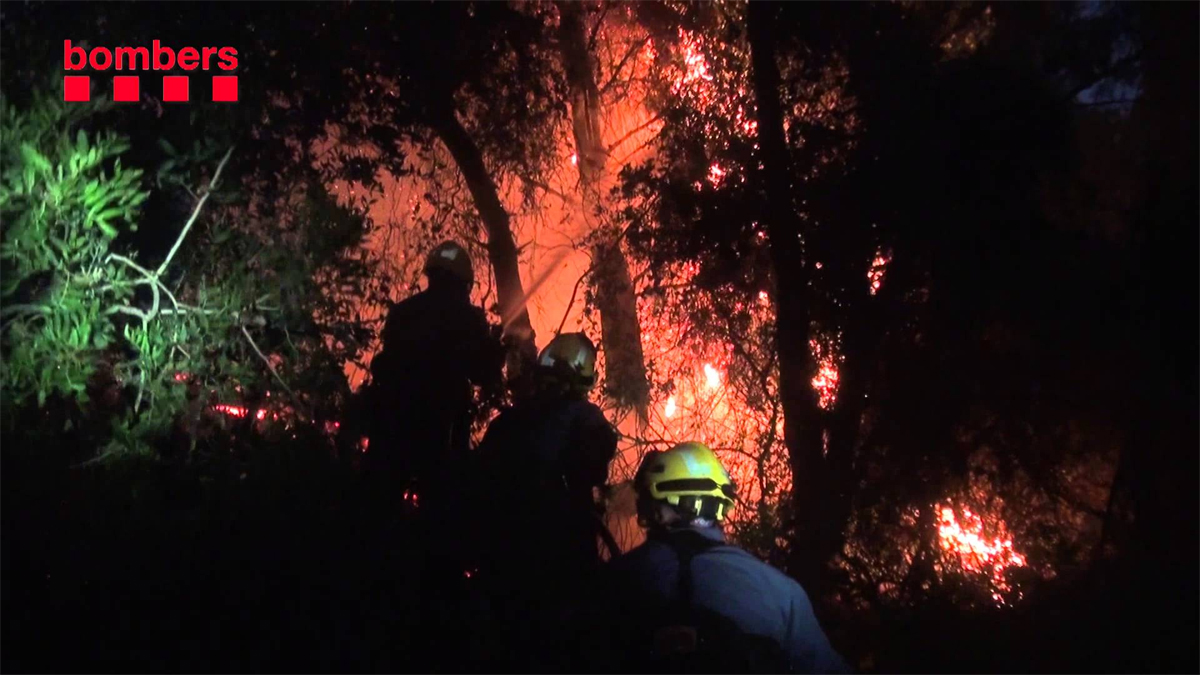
[557, 1, 650, 420]
[433, 112, 537, 366]
[747, 1, 834, 595]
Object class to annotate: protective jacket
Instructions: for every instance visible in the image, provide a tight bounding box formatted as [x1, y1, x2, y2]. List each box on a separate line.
[367, 283, 501, 476]
[607, 525, 852, 674]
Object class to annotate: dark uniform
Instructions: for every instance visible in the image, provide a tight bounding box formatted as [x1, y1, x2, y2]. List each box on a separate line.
[477, 395, 617, 565]
[468, 333, 617, 669]
[365, 249, 502, 490]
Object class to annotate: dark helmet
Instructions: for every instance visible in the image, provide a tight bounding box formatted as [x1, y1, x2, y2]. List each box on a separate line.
[536, 332, 598, 397]
[424, 241, 474, 287]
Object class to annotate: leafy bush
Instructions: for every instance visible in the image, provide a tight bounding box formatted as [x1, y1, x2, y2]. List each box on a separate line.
[1, 85, 374, 462]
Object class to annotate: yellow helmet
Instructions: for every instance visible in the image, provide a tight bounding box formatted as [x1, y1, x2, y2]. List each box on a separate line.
[635, 441, 737, 522]
[424, 241, 474, 287]
[536, 332, 597, 396]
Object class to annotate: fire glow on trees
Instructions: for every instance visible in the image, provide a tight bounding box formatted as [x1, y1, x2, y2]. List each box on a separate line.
[319, 3, 1051, 606]
[624, 259, 792, 515]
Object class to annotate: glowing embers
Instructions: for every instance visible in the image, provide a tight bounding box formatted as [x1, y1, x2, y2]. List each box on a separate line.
[868, 249, 892, 296]
[809, 336, 842, 410]
[935, 502, 1028, 605]
[401, 487, 419, 507]
[707, 163, 726, 187]
[212, 403, 270, 421]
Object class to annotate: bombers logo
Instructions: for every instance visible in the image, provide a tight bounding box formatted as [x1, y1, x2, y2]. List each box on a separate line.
[63, 40, 239, 103]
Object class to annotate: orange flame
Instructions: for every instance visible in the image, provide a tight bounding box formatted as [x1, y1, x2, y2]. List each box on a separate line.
[936, 503, 1028, 604]
[703, 363, 722, 390]
[809, 338, 841, 410]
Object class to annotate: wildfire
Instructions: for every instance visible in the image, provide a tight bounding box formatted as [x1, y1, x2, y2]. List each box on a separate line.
[664, 395, 677, 418]
[671, 27, 714, 96]
[703, 363, 722, 390]
[936, 503, 1028, 604]
[809, 338, 841, 410]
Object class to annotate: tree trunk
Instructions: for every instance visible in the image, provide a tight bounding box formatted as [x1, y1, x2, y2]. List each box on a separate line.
[557, 0, 650, 420]
[747, 1, 830, 595]
[433, 112, 537, 365]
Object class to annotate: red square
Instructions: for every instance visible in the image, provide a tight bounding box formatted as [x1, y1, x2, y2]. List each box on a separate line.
[113, 76, 139, 102]
[64, 76, 90, 102]
[163, 76, 189, 102]
[212, 76, 238, 102]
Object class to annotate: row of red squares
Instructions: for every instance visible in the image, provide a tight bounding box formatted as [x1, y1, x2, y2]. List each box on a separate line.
[64, 75, 238, 102]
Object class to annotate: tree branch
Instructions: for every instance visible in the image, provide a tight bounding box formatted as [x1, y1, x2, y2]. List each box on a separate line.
[557, 260, 597, 335]
[110, 254, 181, 311]
[600, 36, 652, 96]
[607, 112, 663, 154]
[157, 146, 234, 277]
[241, 325, 294, 397]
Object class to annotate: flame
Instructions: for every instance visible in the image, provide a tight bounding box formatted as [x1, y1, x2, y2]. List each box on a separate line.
[703, 363, 722, 390]
[631, 260, 793, 512]
[809, 338, 841, 410]
[936, 503, 1028, 604]
[672, 27, 714, 96]
[570, 153, 578, 166]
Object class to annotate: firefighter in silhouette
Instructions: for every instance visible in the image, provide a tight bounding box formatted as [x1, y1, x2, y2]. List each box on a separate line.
[587, 442, 851, 673]
[469, 332, 618, 668]
[362, 241, 503, 502]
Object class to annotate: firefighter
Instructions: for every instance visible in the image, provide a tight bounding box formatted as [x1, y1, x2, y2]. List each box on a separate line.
[363, 241, 503, 502]
[470, 332, 618, 668]
[594, 441, 852, 673]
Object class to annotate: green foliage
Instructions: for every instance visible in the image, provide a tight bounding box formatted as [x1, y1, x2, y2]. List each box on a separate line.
[1, 84, 370, 462]
[1, 90, 145, 412]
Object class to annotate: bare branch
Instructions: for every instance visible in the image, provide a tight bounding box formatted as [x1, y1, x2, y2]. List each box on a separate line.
[241, 325, 295, 397]
[607, 112, 663, 154]
[157, 146, 234, 277]
[600, 36, 652, 96]
[133, 369, 146, 412]
[557, 261, 596, 335]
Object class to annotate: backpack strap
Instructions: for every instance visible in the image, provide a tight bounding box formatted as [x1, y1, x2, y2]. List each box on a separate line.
[643, 530, 724, 664]
[660, 529, 723, 611]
